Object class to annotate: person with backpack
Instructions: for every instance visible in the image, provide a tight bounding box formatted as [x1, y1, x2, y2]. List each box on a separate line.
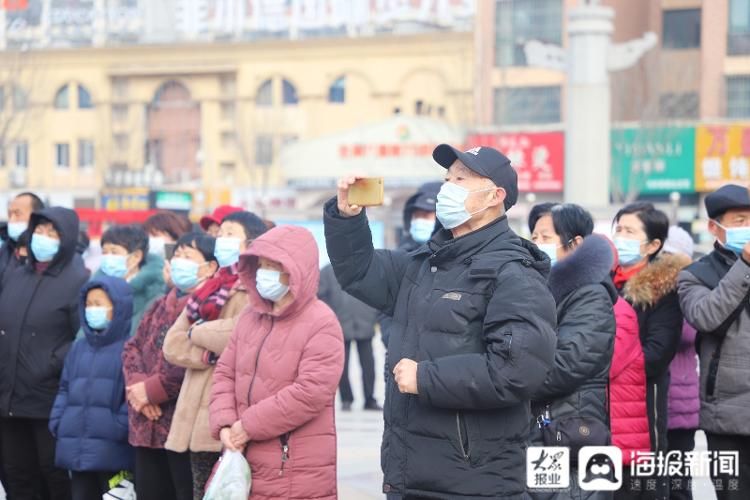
[678, 184, 750, 499]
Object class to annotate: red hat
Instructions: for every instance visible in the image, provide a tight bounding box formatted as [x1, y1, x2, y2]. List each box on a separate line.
[200, 205, 243, 231]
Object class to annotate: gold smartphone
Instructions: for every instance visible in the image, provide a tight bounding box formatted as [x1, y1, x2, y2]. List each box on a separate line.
[348, 177, 385, 206]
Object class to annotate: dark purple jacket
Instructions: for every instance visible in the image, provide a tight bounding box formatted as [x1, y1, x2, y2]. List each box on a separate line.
[122, 288, 188, 448]
[667, 321, 699, 430]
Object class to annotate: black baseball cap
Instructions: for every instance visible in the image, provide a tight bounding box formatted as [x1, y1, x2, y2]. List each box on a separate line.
[432, 144, 518, 210]
[705, 184, 750, 219]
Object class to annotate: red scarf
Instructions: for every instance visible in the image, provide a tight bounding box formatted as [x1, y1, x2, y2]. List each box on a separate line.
[185, 266, 239, 323]
[612, 262, 647, 291]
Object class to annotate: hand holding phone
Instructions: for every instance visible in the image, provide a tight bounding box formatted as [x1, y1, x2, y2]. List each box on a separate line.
[337, 176, 384, 217]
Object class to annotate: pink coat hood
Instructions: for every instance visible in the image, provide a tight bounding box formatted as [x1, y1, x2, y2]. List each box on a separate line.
[209, 226, 344, 500]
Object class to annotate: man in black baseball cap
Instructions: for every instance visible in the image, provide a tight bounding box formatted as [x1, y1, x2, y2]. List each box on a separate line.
[323, 144, 556, 499]
[678, 183, 750, 498]
[432, 144, 518, 210]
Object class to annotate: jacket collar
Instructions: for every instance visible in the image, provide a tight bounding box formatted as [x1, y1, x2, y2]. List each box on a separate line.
[426, 216, 511, 265]
[548, 235, 614, 304]
[624, 253, 692, 308]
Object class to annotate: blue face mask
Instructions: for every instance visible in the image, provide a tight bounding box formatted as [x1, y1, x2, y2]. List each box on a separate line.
[171, 258, 204, 291]
[31, 234, 60, 263]
[614, 237, 644, 266]
[7, 221, 27, 242]
[85, 307, 111, 331]
[214, 237, 242, 268]
[537, 243, 560, 267]
[100, 254, 129, 278]
[715, 222, 750, 254]
[256, 268, 290, 302]
[409, 218, 434, 243]
[436, 182, 494, 230]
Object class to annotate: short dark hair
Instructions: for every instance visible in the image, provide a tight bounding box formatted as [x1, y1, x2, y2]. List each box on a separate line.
[143, 211, 192, 241]
[16, 192, 45, 212]
[530, 203, 594, 250]
[101, 225, 149, 268]
[222, 211, 268, 241]
[528, 202, 556, 234]
[176, 231, 217, 264]
[614, 202, 669, 260]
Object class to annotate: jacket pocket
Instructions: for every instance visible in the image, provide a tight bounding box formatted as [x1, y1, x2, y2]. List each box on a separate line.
[456, 412, 471, 462]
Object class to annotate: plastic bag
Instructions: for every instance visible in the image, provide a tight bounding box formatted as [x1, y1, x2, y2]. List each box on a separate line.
[203, 450, 252, 500]
[102, 479, 136, 500]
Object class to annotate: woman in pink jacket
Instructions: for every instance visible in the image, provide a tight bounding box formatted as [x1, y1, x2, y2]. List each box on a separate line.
[209, 225, 344, 500]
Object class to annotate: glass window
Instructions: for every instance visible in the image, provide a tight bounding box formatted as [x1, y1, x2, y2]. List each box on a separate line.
[329, 76, 345, 103]
[494, 86, 561, 125]
[114, 133, 129, 151]
[282, 79, 298, 105]
[55, 143, 70, 168]
[727, 76, 750, 118]
[495, 0, 562, 67]
[54, 85, 69, 109]
[256, 80, 273, 107]
[78, 139, 95, 168]
[15, 141, 28, 168]
[662, 9, 701, 49]
[659, 92, 700, 119]
[255, 135, 274, 165]
[78, 85, 93, 109]
[12, 86, 26, 111]
[112, 104, 128, 122]
[729, 0, 750, 55]
[221, 101, 236, 121]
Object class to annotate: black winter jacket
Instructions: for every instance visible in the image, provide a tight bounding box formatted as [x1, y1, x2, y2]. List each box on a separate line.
[324, 199, 557, 499]
[0, 207, 90, 419]
[529, 236, 617, 500]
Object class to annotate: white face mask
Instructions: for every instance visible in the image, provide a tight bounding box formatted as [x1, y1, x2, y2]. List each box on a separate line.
[435, 183, 494, 230]
[256, 268, 290, 302]
[537, 243, 561, 266]
[148, 237, 166, 257]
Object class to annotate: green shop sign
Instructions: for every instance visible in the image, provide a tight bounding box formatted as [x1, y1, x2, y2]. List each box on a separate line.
[611, 126, 695, 195]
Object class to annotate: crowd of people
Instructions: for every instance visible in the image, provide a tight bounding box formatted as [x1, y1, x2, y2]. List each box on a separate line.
[0, 141, 747, 500]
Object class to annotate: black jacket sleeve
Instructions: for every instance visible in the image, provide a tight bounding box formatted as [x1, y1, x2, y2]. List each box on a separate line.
[416, 262, 557, 410]
[323, 198, 409, 315]
[641, 291, 683, 379]
[533, 285, 615, 401]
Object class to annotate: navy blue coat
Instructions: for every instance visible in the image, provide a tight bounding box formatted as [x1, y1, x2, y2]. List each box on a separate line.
[49, 276, 134, 472]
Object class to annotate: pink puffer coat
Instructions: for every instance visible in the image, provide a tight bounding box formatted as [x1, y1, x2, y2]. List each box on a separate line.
[210, 225, 344, 500]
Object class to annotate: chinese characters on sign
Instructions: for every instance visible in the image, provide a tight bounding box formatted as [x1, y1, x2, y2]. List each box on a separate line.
[466, 132, 565, 192]
[611, 127, 695, 195]
[695, 124, 750, 191]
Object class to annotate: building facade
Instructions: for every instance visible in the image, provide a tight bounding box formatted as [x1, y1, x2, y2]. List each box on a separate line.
[0, 30, 473, 208]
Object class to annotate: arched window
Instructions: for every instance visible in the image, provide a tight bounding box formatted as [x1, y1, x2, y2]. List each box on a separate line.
[152, 80, 192, 108]
[54, 85, 69, 109]
[328, 76, 346, 104]
[256, 79, 273, 107]
[78, 84, 93, 109]
[282, 79, 298, 105]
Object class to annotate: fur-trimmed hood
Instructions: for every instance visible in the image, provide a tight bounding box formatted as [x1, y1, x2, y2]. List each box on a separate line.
[548, 234, 615, 304]
[624, 253, 692, 308]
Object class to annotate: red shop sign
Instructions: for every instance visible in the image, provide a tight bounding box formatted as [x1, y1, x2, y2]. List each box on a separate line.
[466, 131, 565, 193]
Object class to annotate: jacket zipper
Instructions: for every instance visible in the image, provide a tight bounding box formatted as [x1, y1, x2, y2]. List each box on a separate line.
[653, 384, 659, 451]
[247, 318, 275, 405]
[279, 432, 290, 476]
[456, 412, 470, 461]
